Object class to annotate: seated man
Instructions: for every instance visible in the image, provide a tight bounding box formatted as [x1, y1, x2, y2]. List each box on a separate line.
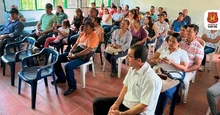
[29, 3, 57, 49]
[182, 9, 191, 25]
[0, 5, 26, 29]
[93, 44, 162, 115]
[179, 24, 204, 103]
[154, 13, 169, 50]
[170, 12, 186, 34]
[52, 21, 99, 96]
[0, 8, 24, 55]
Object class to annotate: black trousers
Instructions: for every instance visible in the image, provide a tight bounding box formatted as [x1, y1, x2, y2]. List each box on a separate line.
[29, 32, 50, 48]
[93, 97, 129, 115]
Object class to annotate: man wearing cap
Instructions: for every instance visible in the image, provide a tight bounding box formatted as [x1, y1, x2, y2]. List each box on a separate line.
[52, 21, 99, 96]
[0, 8, 24, 55]
[29, 3, 58, 49]
[154, 13, 169, 50]
[170, 12, 186, 34]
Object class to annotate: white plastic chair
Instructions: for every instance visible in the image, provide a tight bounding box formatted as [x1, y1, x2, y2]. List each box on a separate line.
[147, 38, 158, 59]
[102, 55, 127, 78]
[79, 56, 95, 88]
[208, 41, 220, 70]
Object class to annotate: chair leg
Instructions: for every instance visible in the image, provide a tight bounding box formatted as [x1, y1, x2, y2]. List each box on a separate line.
[80, 65, 86, 88]
[2, 61, 5, 76]
[183, 83, 190, 103]
[191, 76, 196, 83]
[102, 59, 106, 72]
[92, 63, 95, 77]
[99, 52, 103, 65]
[44, 78, 48, 86]
[10, 63, 15, 86]
[118, 59, 122, 78]
[52, 74, 58, 95]
[18, 78, 22, 94]
[206, 107, 211, 115]
[31, 81, 38, 109]
[209, 54, 213, 71]
[170, 86, 180, 115]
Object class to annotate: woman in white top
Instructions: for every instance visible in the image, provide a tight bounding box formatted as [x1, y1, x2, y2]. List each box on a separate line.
[102, 8, 112, 33]
[199, 30, 220, 71]
[149, 33, 189, 114]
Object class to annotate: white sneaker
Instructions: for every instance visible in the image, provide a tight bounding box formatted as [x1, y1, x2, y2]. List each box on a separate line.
[198, 65, 205, 72]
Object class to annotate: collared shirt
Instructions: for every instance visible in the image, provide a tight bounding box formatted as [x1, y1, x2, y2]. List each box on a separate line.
[157, 46, 189, 71]
[112, 13, 124, 21]
[111, 29, 132, 51]
[123, 62, 162, 115]
[0, 19, 24, 38]
[154, 21, 169, 34]
[179, 39, 204, 67]
[76, 31, 99, 51]
[204, 30, 220, 48]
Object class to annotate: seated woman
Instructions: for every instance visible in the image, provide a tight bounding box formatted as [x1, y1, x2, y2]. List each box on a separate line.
[44, 19, 70, 48]
[104, 19, 132, 77]
[102, 8, 113, 33]
[56, 5, 68, 27]
[143, 16, 159, 47]
[130, 19, 147, 45]
[52, 21, 99, 96]
[126, 9, 138, 30]
[199, 30, 220, 71]
[149, 33, 189, 114]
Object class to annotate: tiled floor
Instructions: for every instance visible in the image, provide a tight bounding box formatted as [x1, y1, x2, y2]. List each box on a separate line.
[0, 51, 220, 115]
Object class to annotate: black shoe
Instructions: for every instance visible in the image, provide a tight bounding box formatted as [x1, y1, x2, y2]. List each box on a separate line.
[51, 79, 66, 85]
[63, 88, 76, 96]
[110, 69, 117, 77]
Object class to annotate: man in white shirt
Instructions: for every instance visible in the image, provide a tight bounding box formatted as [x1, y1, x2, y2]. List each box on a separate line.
[154, 14, 169, 50]
[93, 44, 162, 115]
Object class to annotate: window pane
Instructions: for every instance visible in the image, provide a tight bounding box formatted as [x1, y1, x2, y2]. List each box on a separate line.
[103, 0, 109, 7]
[54, 0, 65, 8]
[20, 0, 36, 10]
[87, 0, 95, 7]
[67, 0, 77, 8]
[37, 0, 53, 10]
[96, 0, 102, 7]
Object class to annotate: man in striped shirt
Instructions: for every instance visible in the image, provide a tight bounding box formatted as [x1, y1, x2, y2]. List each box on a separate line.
[179, 24, 204, 103]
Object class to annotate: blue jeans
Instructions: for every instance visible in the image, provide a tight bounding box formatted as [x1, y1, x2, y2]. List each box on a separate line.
[155, 35, 165, 51]
[155, 86, 177, 115]
[202, 46, 215, 66]
[54, 52, 87, 89]
[104, 51, 127, 71]
[145, 38, 156, 47]
[102, 25, 112, 33]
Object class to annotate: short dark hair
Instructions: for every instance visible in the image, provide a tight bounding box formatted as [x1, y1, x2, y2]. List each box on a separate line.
[170, 33, 182, 42]
[118, 6, 122, 10]
[91, 2, 96, 5]
[162, 11, 167, 16]
[93, 17, 102, 25]
[179, 12, 185, 17]
[159, 7, 163, 10]
[182, 25, 188, 29]
[188, 24, 199, 34]
[158, 13, 164, 17]
[45, 3, 53, 9]
[84, 21, 95, 29]
[136, 6, 140, 10]
[126, 5, 129, 8]
[91, 8, 98, 16]
[9, 8, 19, 14]
[151, 6, 155, 9]
[130, 44, 148, 62]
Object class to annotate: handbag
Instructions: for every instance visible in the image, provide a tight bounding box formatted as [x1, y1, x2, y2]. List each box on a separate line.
[72, 46, 95, 61]
[156, 67, 180, 92]
[104, 46, 122, 55]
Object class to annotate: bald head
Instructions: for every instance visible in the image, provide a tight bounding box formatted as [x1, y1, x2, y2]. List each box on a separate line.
[182, 9, 188, 15]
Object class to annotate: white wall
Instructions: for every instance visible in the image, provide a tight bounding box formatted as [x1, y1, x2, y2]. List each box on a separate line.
[0, 0, 6, 24]
[120, 0, 220, 23]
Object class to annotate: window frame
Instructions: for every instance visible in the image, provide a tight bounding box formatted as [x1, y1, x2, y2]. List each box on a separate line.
[83, 0, 111, 8]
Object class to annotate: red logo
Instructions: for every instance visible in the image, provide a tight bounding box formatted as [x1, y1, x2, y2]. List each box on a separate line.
[207, 12, 218, 23]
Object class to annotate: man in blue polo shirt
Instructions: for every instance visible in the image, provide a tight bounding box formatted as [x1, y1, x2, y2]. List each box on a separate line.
[170, 12, 186, 34]
[0, 8, 24, 55]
